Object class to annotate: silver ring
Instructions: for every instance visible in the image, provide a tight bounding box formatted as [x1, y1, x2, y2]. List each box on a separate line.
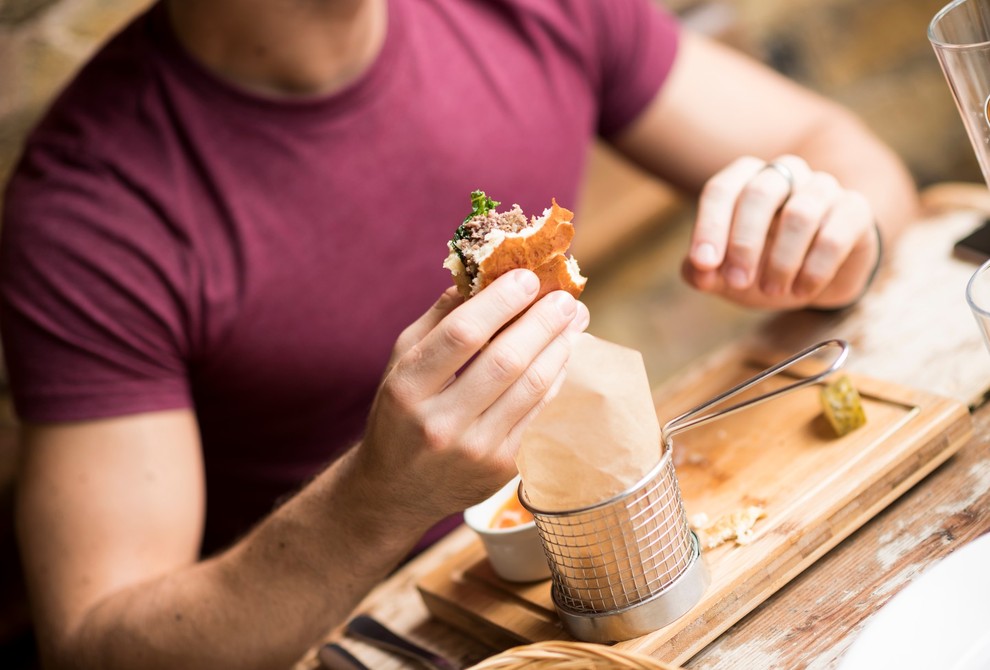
[761, 160, 795, 196]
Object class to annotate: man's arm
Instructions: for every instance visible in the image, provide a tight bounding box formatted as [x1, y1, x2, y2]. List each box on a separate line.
[611, 29, 919, 309]
[17, 271, 588, 670]
[17, 410, 404, 670]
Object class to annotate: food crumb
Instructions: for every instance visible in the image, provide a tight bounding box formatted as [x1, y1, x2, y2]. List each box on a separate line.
[690, 505, 766, 550]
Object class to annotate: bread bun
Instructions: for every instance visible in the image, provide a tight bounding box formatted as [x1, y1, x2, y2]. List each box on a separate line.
[444, 194, 586, 300]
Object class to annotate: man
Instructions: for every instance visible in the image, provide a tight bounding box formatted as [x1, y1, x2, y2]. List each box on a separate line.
[0, 0, 917, 668]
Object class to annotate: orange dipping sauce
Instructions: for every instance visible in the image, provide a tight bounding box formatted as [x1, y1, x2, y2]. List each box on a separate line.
[490, 491, 535, 529]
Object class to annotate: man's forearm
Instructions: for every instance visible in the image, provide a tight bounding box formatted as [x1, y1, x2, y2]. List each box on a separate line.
[58, 450, 429, 670]
[795, 105, 919, 241]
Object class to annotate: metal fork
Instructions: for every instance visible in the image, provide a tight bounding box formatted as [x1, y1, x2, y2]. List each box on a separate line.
[344, 614, 461, 670]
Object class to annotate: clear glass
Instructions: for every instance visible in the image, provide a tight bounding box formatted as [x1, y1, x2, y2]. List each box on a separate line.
[930, 1, 990, 350]
[966, 257, 990, 353]
[930, 0, 990, 186]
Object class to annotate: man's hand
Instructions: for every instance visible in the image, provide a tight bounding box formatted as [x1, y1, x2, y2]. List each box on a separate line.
[682, 154, 880, 310]
[608, 30, 916, 311]
[357, 269, 590, 525]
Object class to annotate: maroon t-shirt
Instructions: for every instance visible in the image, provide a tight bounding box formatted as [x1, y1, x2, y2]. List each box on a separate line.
[0, 0, 679, 555]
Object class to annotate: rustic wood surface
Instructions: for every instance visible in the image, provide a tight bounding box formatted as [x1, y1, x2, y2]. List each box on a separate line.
[295, 189, 990, 670]
[298, 421, 990, 670]
[685, 400, 990, 670]
[416, 367, 971, 666]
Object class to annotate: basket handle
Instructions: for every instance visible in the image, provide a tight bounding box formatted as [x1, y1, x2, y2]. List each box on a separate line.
[660, 339, 849, 445]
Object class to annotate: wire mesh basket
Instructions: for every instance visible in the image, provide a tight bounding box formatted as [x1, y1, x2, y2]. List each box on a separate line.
[520, 446, 705, 643]
[519, 339, 850, 643]
[526, 449, 693, 614]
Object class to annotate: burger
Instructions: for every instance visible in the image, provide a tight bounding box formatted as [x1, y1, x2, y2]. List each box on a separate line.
[443, 190, 587, 300]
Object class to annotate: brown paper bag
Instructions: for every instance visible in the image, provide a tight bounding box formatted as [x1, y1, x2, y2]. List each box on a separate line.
[516, 333, 662, 512]
[515, 334, 692, 612]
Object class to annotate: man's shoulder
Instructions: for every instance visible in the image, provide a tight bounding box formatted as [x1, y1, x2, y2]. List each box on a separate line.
[28, 7, 165, 162]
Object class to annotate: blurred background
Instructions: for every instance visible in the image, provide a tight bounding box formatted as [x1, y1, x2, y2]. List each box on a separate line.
[0, 0, 982, 666]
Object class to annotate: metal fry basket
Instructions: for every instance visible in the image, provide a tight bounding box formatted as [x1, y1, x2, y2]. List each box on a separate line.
[521, 444, 704, 643]
[519, 339, 850, 643]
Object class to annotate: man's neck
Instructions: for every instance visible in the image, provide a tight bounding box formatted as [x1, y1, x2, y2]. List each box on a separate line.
[165, 0, 387, 98]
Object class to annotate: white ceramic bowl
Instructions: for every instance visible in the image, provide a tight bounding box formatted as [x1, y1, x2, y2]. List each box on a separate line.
[463, 476, 551, 583]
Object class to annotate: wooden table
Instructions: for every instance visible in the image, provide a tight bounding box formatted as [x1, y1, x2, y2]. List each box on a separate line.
[297, 186, 990, 670]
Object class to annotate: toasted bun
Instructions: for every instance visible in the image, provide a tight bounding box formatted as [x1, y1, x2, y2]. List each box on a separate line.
[444, 199, 587, 300]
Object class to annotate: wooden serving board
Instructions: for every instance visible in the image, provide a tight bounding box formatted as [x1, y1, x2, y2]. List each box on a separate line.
[417, 355, 973, 666]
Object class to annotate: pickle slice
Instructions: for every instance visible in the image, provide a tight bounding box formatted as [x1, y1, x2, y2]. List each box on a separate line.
[820, 375, 867, 437]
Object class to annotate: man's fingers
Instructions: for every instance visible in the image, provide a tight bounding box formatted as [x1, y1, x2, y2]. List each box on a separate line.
[470, 307, 586, 468]
[474, 330, 573, 444]
[390, 270, 541, 399]
[685, 155, 880, 310]
[722, 155, 811, 290]
[760, 171, 841, 296]
[794, 192, 872, 299]
[441, 292, 587, 426]
[690, 156, 766, 271]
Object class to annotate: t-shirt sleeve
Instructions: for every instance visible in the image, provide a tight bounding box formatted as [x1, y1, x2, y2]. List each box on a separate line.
[0, 145, 194, 423]
[584, 0, 681, 138]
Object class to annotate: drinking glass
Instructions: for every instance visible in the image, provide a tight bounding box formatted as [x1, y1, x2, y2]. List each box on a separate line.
[966, 258, 990, 352]
[930, 0, 990, 186]
[930, 1, 990, 348]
